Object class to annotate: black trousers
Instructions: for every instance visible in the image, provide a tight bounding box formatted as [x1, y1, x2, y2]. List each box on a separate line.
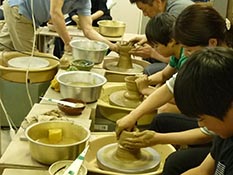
[149, 113, 211, 175]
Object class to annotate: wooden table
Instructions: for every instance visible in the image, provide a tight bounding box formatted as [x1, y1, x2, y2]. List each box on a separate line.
[0, 68, 105, 174]
[2, 168, 49, 175]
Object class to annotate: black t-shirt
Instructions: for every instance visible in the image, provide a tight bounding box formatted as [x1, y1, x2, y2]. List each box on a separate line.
[68, 0, 112, 27]
[211, 136, 233, 175]
[91, 0, 112, 26]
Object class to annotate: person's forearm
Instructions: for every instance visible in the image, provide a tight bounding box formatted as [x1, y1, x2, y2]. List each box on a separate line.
[182, 168, 208, 175]
[83, 28, 116, 51]
[91, 10, 104, 21]
[153, 128, 212, 145]
[130, 84, 173, 121]
[80, 15, 117, 51]
[50, 0, 71, 45]
[51, 14, 71, 45]
[148, 66, 175, 85]
[182, 154, 215, 175]
[148, 71, 165, 85]
[141, 87, 156, 96]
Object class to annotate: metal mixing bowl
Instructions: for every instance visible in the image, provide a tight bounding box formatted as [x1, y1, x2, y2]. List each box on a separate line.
[70, 40, 109, 64]
[57, 71, 107, 103]
[98, 20, 126, 37]
[25, 121, 90, 165]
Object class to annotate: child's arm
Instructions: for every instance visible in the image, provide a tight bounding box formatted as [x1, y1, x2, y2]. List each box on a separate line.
[135, 75, 159, 96]
[148, 64, 176, 85]
[182, 154, 215, 175]
[135, 65, 176, 96]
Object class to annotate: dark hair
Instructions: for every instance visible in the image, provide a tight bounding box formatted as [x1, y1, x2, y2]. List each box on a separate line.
[129, 0, 165, 5]
[145, 13, 176, 46]
[174, 47, 233, 120]
[174, 4, 233, 47]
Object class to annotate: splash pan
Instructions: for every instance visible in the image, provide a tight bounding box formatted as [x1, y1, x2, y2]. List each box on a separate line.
[97, 82, 154, 125]
[102, 56, 150, 82]
[109, 90, 142, 108]
[8, 56, 49, 69]
[0, 51, 59, 83]
[97, 143, 161, 174]
[84, 133, 176, 175]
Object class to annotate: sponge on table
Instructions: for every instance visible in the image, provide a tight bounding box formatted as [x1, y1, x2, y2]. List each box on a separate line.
[48, 128, 62, 144]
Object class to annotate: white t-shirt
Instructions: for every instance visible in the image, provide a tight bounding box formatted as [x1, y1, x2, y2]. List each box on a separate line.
[166, 73, 177, 94]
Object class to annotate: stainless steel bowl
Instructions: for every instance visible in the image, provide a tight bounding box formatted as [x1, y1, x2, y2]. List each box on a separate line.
[57, 71, 107, 103]
[25, 121, 90, 165]
[98, 20, 126, 37]
[70, 40, 109, 64]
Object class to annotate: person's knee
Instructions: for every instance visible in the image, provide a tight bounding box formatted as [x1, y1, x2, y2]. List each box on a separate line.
[143, 63, 166, 75]
[149, 113, 166, 131]
[163, 152, 181, 175]
[163, 147, 211, 175]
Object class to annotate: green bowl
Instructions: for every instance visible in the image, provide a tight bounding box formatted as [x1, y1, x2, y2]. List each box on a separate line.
[71, 59, 94, 71]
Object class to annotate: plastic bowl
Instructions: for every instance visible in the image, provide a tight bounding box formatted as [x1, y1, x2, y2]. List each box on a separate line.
[57, 98, 86, 116]
[49, 160, 87, 175]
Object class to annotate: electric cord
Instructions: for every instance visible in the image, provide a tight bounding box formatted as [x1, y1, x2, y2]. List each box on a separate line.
[0, 98, 17, 140]
[25, 0, 37, 108]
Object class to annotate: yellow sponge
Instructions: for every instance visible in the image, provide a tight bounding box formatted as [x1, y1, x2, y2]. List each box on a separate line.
[50, 78, 60, 92]
[48, 128, 62, 144]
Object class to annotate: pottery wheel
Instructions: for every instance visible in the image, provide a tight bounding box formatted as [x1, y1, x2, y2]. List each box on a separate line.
[8, 56, 49, 69]
[105, 61, 144, 73]
[109, 90, 142, 108]
[96, 143, 161, 174]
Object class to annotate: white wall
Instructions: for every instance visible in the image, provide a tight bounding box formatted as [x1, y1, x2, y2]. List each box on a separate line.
[212, 0, 228, 18]
[111, 0, 142, 34]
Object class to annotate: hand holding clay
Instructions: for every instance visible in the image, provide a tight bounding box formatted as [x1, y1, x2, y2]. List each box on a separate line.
[119, 130, 156, 149]
[115, 114, 137, 139]
[129, 35, 147, 46]
[97, 129, 161, 173]
[129, 43, 154, 58]
[60, 52, 72, 69]
[135, 75, 150, 94]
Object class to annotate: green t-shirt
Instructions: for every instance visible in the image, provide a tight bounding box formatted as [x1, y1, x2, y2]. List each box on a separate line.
[169, 47, 187, 70]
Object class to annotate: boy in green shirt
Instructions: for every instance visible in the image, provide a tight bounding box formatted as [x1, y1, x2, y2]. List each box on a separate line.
[136, 13, 187, 97]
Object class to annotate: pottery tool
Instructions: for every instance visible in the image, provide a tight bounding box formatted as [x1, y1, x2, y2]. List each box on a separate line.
[40, 97, 85, 108]
[62, 145, 89, 175]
